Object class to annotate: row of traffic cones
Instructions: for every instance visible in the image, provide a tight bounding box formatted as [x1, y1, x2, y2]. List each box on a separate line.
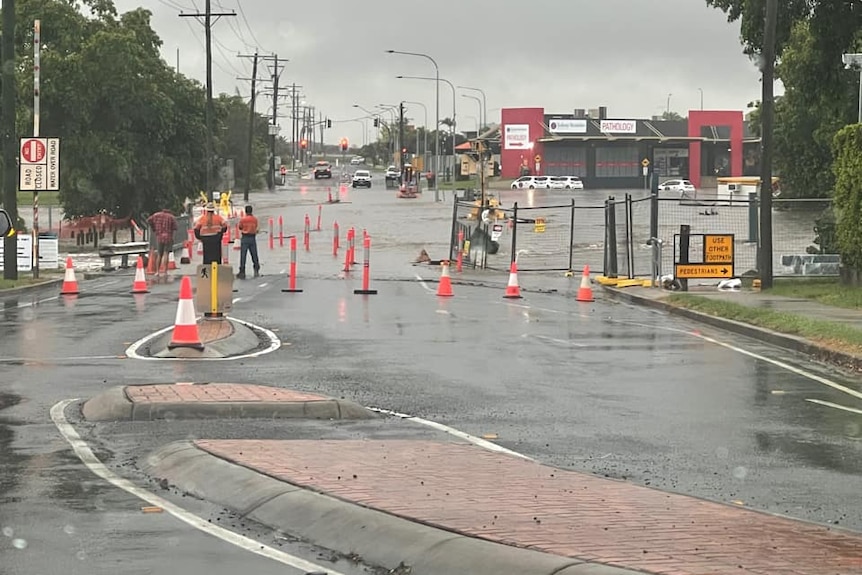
[60, 253, 176, 297]
[434, 259, 594, 302]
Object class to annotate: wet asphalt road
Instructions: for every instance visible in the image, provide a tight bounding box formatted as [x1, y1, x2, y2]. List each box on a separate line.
[2, 171, 862, 573]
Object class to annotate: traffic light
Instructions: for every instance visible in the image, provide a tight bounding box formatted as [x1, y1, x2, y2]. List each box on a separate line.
[326, 118, 332, 128]
[300, 139, 308, 150]
[401, 147, 407, 154]
[373, 118, 379, 128]
[339, 138, 349, 152]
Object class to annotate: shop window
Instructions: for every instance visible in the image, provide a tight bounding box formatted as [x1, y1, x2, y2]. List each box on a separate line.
[596, 146, 638, 177]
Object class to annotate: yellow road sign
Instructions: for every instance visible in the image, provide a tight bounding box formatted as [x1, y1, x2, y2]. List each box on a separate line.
[675, 264, 733, 279]
[641, 158, 650, 167]
[704, 234, 734, 263]
[534, 154, 542, 163]
[534, 217, 546, 233]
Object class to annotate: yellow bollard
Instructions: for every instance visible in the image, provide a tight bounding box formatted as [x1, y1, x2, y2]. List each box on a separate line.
[210, 261, 219, 317]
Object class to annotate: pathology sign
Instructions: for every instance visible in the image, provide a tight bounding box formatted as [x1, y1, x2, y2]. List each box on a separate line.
[504, 124, 530, 149]
[600, 120, 638, 134]
[548, 119, 587, 134]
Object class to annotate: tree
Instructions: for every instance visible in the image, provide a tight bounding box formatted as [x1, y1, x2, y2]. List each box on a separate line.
[660, 111, 685, 121]
[213, 94, 269, 193]
[831, 124, 862, 277]
[706, 1, 862, 197]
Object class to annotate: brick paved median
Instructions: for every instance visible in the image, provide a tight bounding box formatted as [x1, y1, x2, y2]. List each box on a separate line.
[197, 318, 233, 343]
[195, 439, 862, 575]
[126, 384, 326, 403]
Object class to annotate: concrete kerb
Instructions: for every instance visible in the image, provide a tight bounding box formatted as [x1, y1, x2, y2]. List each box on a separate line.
[81, 385, 376, 422]
[602, 286, 862, 371]
[143, 441, 643, 575]
[0, 277, 64, 295]
[146, 318, 261, 359]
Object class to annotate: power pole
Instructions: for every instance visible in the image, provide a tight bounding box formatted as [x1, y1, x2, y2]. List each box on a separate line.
[179, 2, 235, 201]
[399, 102, 406, 177]
[253, 55, 284, 191]
[759, 0, 778, 289]
[1, 0, 18, 280]
[237, 52, 259, 203]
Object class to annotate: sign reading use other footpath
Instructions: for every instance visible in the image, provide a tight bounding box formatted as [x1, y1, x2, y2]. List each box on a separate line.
[674, 233, 735, 279]
[19, 137, 60, 191]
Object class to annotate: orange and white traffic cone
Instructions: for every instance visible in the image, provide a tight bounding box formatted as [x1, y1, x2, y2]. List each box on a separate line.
[167, 276, 203, 350]
[503, 260, 523, 299]
[437, 260, 454, 297]
[167, 250, 178, 271]
[180, 241, 192, 265]
[575, 265, 595, 302]
[131, 255, 149, 294]
[196, 241, 203, 256]
[60, 256, 80, 295]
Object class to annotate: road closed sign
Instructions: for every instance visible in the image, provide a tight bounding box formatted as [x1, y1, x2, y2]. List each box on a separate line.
[19, 137, 60, 192]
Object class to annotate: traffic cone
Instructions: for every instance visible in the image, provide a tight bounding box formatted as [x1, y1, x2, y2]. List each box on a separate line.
[167, 276, 203, 350]
[180, 241, 192, 264]
[503, 260, 522, 299]
[131, 255, 149, 294]
[167, 250, 178, 271]
[436, 260, 454, 297]
[196, 241, 203, 256]
[60, 257, 80, 295]
[575, 265, 595, 303]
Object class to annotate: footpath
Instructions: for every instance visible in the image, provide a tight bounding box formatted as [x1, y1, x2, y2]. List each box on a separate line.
[77, 382, 862, 575]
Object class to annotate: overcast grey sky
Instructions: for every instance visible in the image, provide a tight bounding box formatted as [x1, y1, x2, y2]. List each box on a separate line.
[114, 0, 768, 145]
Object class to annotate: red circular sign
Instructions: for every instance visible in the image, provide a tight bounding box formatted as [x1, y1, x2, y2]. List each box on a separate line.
[21, 139, 46, 163]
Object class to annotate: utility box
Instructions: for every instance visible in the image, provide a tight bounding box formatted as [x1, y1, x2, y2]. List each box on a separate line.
[194, 264, 234, 315]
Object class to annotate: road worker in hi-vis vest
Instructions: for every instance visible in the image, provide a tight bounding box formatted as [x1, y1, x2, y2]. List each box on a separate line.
[194, 202, 228, 265]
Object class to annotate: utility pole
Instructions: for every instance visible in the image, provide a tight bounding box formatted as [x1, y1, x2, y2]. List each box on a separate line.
[179, 2, 235, 201]
[237, 52, 259, 202]
[1, 0, 18, 280]
[759, 0, 778, 289]
[398, 102, 406, 178]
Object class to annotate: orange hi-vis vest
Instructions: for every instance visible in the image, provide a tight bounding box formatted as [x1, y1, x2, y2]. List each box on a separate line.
[238, 214, 259, 236]
[195, 213, 226, 236]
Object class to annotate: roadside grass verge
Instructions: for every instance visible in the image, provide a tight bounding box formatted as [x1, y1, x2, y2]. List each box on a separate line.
[17, 191, 60, 206]
[769, 278, 862, 310]
[665, 293, 862, 355]
[0, 271, 63, 291]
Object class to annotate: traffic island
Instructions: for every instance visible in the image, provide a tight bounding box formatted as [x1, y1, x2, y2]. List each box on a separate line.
[142, 438, 862, 575]
[143, 317, 266, 359]
[81, 383, 376, 422]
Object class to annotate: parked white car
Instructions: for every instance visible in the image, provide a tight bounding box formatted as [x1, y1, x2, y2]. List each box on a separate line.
[658, 179, 697, 197]
[511, 176, 551, 189]
[349, 156, 365, 165]
[548, 176, 585, 190]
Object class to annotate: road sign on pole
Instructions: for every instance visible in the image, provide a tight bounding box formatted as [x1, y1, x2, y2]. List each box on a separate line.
[19, 137, 60, 191]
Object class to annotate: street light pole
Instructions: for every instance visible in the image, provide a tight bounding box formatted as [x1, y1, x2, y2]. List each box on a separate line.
[458, 85, 487, 131]
[386, 50, 440, 201]
[698, 88, 704, 111]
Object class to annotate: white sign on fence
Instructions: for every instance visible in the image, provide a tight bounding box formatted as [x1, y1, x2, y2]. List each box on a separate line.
[38, 236, 59, 269]
[19, 137, 61, 191]
[0, 235, 33, 271]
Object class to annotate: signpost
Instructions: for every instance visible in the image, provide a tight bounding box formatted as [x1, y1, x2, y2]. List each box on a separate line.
[642, 158, 650, 188]
[673, 233, 735, 281]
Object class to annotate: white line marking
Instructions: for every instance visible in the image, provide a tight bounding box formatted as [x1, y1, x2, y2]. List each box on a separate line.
[505, 299, 862, 404]
[806, 398, 862, 416]
[530, 334, 587, 348]
[606, 318, 862, 403]
[0, 355, 122, 363]
[366, 407, 534, 461]
[279, 269, 286, 274]
[259, 283, 268, 288]
[124, 317, 281, 362]
[50, 400, 349, 575]
[232, 297, 241, 304]
[414, 273, 433, 293]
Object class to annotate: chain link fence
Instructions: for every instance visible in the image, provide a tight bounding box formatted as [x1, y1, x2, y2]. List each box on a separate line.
[448, 190, 840, 280]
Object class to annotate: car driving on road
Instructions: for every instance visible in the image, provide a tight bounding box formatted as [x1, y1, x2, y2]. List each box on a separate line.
[352, 170, 372, 188]
[313, 161, 333, 179]
[658, 179, 696, 197]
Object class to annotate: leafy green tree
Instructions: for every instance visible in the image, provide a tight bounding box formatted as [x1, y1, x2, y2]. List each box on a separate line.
[213, 94, 269, 193]
[831, 124, 862, 272]
[706, 1, 862, 197]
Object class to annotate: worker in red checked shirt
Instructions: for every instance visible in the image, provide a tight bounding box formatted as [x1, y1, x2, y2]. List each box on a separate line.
[147, 208, 177, 275]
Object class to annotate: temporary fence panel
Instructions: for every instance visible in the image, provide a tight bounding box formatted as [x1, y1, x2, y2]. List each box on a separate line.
[772, 198, 839, 277]
[511, 201, 574, 272]
[571, 203, 606, 276]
